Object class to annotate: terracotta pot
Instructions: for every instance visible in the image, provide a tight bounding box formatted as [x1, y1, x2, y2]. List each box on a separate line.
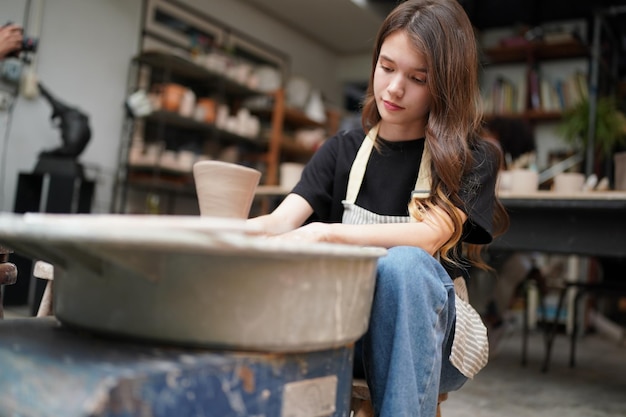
[161, 83, 186, 112]
[193, 160, 261, 218]
[195, 98, 216, 123]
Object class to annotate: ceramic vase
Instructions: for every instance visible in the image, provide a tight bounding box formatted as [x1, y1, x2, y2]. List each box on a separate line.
[192, 160, 261, 218]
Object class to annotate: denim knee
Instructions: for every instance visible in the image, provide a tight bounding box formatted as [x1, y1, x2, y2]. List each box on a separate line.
[375, 246, 467, 393]
[376, 246, 453, 302]
[361, 246, 461, 416]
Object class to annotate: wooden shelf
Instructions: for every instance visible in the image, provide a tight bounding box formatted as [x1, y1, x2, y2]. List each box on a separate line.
[283, 107, 325, 129]
[144, 111, 267, 148]
[481, 37, 589, 122]
[280, 140, 316, 159]
[249, 105, 325, 130]
[483, 40, 588, 65]
[255, 185, 290, 197]
[136, 51, 262, 97]
[484, 110, 563, 123]
[126, 169, 196, 196]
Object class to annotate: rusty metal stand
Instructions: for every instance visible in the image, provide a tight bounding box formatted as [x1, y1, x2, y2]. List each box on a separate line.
[0, 318, 355, 417]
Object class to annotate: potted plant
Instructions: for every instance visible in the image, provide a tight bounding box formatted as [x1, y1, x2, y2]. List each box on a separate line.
[560, 96, 626, 157]
[559, 95, 626, 183]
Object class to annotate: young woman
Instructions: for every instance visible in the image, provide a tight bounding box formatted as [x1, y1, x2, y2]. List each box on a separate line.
[249, 1, 509, 415]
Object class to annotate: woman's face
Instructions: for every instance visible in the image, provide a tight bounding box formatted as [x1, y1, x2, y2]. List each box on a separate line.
[373, 30, 432, 140]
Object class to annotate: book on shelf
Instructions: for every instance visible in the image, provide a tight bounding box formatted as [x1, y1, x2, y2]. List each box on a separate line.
[543, 31, 577, 45]
[528, 66, 541, 111]
[483, 69, 588, 116]
[532, 69, 588, 113]
[483, 76, 526, 115]
[559, 71, 588, 110]
[540, 79, 559, 112]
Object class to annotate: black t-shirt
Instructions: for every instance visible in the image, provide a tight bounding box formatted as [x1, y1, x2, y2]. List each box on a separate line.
[292, 127, 498, 245]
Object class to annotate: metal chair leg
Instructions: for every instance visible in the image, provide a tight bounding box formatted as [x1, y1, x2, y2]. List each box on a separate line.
[569, 289, 586, 368]
[521, 280, 529, 367]
[541, 285, 568, 373]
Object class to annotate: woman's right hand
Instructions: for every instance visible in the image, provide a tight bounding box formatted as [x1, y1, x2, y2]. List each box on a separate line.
[247, 193, 314, 236]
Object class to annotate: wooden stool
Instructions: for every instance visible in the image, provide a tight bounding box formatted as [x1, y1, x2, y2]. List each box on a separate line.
[351, 379, 448, 417]
[33, 260, 55, 317]
[0, 246, 18, 319]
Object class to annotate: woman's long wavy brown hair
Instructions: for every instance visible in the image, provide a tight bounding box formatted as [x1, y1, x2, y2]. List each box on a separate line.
[361, 0, 509, 269]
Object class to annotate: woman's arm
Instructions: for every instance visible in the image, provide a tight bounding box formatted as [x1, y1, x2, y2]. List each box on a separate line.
[277, 205, 467, 255]
[247, 193, 314, 235]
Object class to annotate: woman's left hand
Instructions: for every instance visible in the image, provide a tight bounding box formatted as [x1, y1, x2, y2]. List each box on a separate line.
[273, 222, 331, 243]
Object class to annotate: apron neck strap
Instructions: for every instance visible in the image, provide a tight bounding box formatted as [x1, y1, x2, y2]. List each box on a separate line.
[412, 140, 432, 199]
[345, 124, 432, 204]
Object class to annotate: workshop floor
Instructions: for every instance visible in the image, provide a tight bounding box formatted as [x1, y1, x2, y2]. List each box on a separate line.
[4, 306, 625, 416]
[442, 328, 626, 417]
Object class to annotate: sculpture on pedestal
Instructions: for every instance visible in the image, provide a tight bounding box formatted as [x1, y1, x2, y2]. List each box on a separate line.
[34, 82, 91, 177]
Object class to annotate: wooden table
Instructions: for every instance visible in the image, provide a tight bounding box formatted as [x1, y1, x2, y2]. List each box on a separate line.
[490, 191, 626, 371]
[492, 191, 626, 258]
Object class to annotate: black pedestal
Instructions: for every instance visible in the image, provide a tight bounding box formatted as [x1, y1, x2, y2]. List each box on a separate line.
[5, 171, 95, 311]
[33, 155, 84, 178]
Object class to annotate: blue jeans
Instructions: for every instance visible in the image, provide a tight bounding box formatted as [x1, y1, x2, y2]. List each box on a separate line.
[353, 246, 467, 417]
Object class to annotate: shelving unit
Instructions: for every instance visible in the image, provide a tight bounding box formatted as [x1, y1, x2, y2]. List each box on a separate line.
[254, 88, 328, 186]
[110, 0, 340, 215]
[483, 40, 588, 64]
[111, 50, 271, 214]
[584, 6, 626, 177]
[112, 51, 333, 215]
[140, 109, 264, 147]
[481, 38, 590, 122]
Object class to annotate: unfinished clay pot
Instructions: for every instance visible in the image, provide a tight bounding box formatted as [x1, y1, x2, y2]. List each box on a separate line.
[193, 160, 261, 218]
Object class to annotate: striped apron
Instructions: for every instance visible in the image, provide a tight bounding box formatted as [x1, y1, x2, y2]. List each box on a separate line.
[342, 125, 489, 379]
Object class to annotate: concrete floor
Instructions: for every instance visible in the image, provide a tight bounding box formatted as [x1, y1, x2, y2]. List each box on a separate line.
[442, 328, 626, 417]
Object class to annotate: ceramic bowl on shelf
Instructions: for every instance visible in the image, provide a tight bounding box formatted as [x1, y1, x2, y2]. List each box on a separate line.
[295, 127, 326, 150]
[254, 65, 282, 92]
[0, 213, 386, 352]
[280, 162, 305, 191]
[194, 98, 216, 123]
[159, 150, 179, 171]
[286, 75, 311, 109]
[177, 150, 197, 172]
